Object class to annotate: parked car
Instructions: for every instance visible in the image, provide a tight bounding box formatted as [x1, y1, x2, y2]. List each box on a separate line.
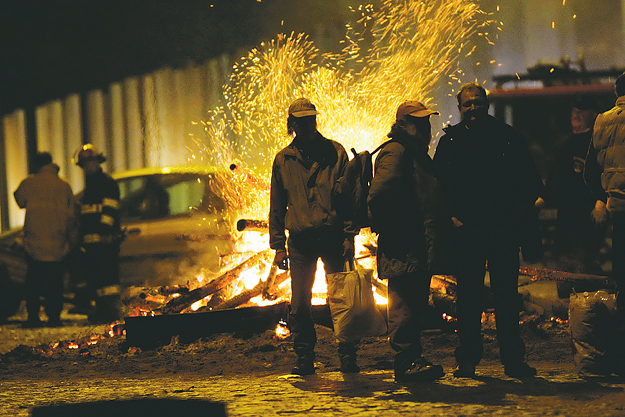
[0, 165, 265, 319]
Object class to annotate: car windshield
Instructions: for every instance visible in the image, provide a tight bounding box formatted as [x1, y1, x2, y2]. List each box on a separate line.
[118, 173, 235, 222]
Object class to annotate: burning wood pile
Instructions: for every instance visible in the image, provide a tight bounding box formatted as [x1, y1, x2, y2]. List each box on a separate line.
[120, 222, 459, 322]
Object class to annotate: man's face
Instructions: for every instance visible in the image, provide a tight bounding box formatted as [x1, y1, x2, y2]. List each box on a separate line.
[459, 88, 489, 123]
[571, 107, 596, 134]
[405, 116, 432, 148]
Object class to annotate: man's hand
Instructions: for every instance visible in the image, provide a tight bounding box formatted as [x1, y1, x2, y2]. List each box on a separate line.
[342, 238, 355, 259]
[273, 250, 289, 270]
[451, 217, 464, 228]
[534, 197, 545, 208]
[591, 200, 609, 225]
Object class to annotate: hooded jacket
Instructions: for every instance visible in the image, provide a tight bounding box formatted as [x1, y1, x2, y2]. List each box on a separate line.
[14, 164, 78, 261]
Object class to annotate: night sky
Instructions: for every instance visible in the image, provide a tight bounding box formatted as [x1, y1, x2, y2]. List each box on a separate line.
[0, 0, 269, 117]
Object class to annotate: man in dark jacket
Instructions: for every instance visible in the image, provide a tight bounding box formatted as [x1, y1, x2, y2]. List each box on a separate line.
[433, 83, 544, 379]
[14, 152, 78, 327]
[269, 98, 357, 375]
[74, 144, 122, 324]
[545, 96, 603, 274]
[368, 101, 451, 382]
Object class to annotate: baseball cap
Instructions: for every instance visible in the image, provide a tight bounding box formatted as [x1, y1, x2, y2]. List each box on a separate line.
[288, 98, 318, 118]
[396, 101, 439, 120]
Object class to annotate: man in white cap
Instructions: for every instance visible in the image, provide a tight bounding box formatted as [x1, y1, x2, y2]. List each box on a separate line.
[368, 100, 451, 382]
[269, 97, 358, 375]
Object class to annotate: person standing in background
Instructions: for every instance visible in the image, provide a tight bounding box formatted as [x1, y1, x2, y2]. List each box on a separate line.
[584, 72, 625, 319]
[545, 96, 604, 274]
[14, 152, 78, 327]
[74, 144, 123, 324]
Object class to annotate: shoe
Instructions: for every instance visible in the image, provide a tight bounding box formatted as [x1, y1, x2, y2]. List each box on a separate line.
[22, 319, 43, 329]
[453, 363, 476, 378]
[395, 357, 444, 382]
[504, 362, 537, 378]
[291, 358, 315, 376]
[47, 319, 63, 327]
[340, 356, 360, 374]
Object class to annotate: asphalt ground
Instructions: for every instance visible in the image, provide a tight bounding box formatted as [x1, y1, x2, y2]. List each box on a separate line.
[1, 364, 624, 416]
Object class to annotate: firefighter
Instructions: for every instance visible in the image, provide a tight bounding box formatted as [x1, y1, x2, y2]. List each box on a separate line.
[73, 144, 123, 323]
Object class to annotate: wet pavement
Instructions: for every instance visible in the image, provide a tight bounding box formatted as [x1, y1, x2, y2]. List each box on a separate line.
[2, 364, 624, 416]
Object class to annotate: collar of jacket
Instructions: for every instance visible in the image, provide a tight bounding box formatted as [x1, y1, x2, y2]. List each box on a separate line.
[283, 132, 332, 161]
[38, 163, 60, 175]
[616, 95, 625, 108]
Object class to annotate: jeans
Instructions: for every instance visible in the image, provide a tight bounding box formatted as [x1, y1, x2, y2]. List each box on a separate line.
[287, 230, 344, 359]
[452, 225, 526, 367]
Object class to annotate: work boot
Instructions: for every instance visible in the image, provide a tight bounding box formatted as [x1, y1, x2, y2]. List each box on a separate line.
[504, 362, 537, 378]
[394, 357, 444, 382]
[338, 342, 360, 373]
[453, 362, 476, 378]
[340, 355, 360, 373]
[291, 357, 315, 376]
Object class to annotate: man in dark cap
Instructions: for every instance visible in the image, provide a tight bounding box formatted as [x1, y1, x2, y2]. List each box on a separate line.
[545, 96, 604, 274]
[368, 100, 451, 382]
[434, 83, 544, 379]
[269, 98, 358, 375]
[73, 144, 122, 324]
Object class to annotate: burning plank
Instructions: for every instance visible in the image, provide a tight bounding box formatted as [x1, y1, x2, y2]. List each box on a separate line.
[157, 248, 273, 314]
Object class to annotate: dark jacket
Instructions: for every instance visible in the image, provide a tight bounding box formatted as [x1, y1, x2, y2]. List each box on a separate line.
[269, 132, 352, 251]
[433, 115, 544, 256]
[14, 164, 78, 261]
[368, 137, 452, 279]
[80, 169, 121, 247]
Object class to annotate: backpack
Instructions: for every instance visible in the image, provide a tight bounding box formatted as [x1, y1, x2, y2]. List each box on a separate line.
[335, 141, 392, 230]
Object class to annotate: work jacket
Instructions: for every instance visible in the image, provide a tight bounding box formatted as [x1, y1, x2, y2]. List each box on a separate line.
[269, 133, 352, 251]
[80, 169, 121, 248]
[368, 137, 452, 279]
[587, 95, 625, 213]
[14, 164, 78, 261]
[433, 115, 544, 259]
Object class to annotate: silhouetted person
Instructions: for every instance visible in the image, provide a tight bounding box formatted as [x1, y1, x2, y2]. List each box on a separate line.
[269, 98, 357, 375]
[433, 83, 544, 379]
[14, 152, 78, 327]
[368, 101, 451, 382]
[73, 144, 122, 324]
[545, 96, 603, 274]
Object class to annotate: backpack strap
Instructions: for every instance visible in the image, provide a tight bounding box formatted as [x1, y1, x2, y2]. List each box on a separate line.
[371, 139, 395, 156]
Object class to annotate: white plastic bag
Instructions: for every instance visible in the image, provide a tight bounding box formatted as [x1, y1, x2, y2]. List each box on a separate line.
[325, 260, 387, 343]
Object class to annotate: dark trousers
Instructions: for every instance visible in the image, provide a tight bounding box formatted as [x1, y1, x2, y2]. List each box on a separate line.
[612, 213, 625, 312]
[387, 271, 431, 371]
[25, 255, 65, 322]
[453, 225, 526, 367]
[287, 231, 345, 360]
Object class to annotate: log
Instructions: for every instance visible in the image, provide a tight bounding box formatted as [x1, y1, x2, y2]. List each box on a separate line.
[213, 271, 289, 310]
[158, 248, 273, 314]
[518, 266, 612, 287]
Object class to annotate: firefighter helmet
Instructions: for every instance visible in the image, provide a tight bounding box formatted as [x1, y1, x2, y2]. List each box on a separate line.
[72, 144, 106, 167]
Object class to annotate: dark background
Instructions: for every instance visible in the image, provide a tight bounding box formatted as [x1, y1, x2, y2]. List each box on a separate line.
[0, 0, 357, 118]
